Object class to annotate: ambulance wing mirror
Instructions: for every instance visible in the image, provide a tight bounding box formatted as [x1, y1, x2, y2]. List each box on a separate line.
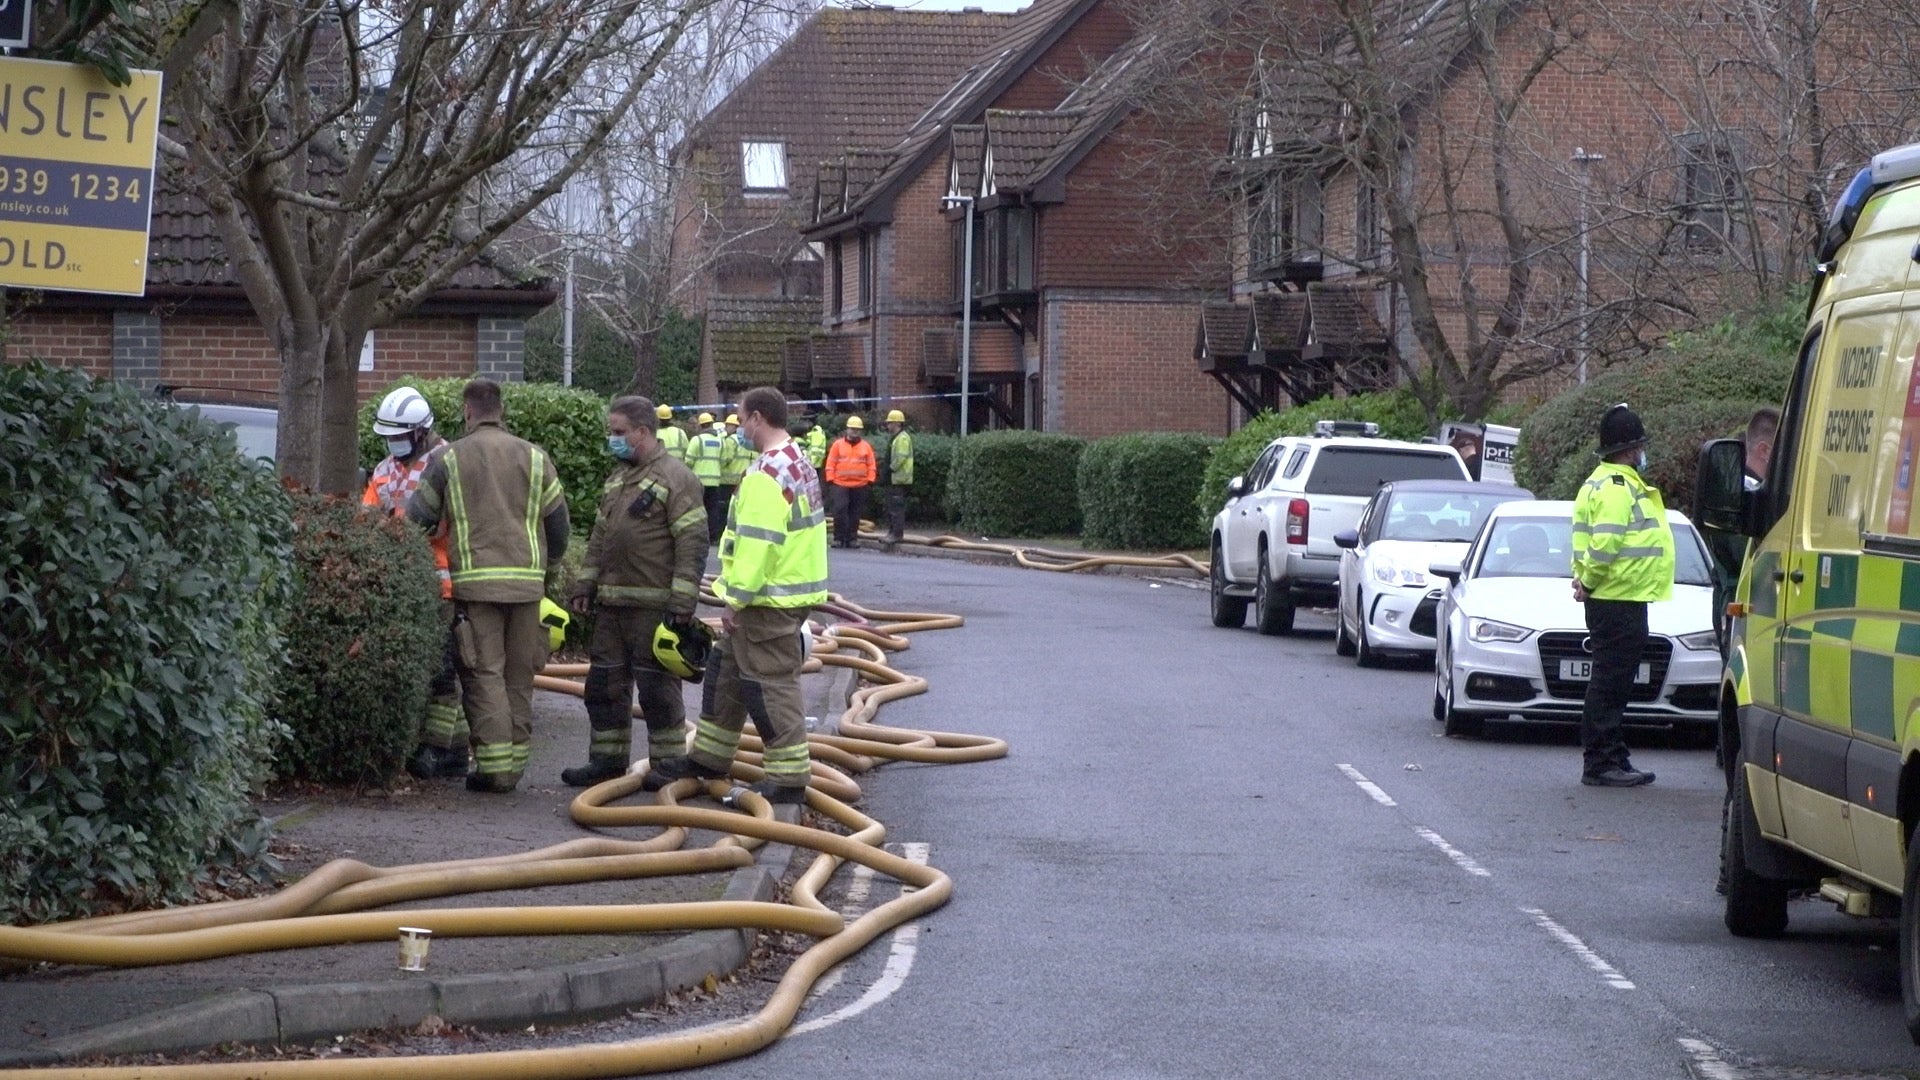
[1695, 438, 1753, 538]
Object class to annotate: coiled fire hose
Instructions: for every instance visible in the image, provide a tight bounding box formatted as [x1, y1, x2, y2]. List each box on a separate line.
[859, 525, 1208, 576]
[0, 595, 1002, 1079]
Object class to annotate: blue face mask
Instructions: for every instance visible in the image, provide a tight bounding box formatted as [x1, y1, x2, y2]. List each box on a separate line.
[607, 435, 634, 460]
[1634, 449, 1648, 472]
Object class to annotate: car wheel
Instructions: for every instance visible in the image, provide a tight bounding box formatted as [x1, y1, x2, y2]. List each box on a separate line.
[1722, 772, 1790, 939]
[1904, 823, 1920, 1044]
[1209, 539, 1248, 629]
[1254, 547, 1295, 636]
[1355, 607, 1380, 668]
[1439, 662, 1482, 738]
[1334, 595, 1356, 656]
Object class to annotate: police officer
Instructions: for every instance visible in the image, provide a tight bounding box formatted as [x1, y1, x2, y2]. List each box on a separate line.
[561, 396, 709, 787]
[880, 408, 913, 546]
[655, 404, 689, 464]
[408, 379, 569, 794]
[645, 386, 829, 804]
[1570, 403, 1674, 788]
[688, 412, 728, 542]
[364, 387, 470, 780]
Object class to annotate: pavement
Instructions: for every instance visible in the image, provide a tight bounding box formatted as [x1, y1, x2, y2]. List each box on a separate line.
[0, 652, 856, 1066]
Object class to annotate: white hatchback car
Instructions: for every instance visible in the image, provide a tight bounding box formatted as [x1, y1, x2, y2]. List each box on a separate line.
[1331, 479, 1533, 666]
[1429, 500, 1721, 739]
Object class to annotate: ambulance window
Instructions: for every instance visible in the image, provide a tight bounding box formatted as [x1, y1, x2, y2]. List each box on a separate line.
[1758, 328, 1821, 534]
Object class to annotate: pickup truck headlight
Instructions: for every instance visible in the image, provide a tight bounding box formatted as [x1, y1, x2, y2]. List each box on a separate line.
[1371, 558, 1428, 587]
[1678, 630, 1721, 652]
[1467, 617, 1531, 643]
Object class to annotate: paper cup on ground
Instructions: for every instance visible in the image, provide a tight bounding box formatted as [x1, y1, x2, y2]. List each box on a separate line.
[397, 927, 432, 971]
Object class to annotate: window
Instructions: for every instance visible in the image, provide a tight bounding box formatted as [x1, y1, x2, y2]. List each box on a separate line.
[1303, 447, 1464, 496]
[1250, 174, 1324, 272]
[1679, 136, 1741, 250]
[831, 238, 844, 316]
[858, 233, 875, 310]
[1354, 177, 1382, 263]
[742, 141, 787, 193]
[1282, 445, 1310, 480]
[951, 205, 1035, 302]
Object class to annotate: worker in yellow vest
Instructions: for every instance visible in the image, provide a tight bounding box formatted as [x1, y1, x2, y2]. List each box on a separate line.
[880, 409, 914, 546]
[655, 404, 689, 463]
[804, 414, 828, 469]
[719, 412, 749, 532]
[688, 412, 728, 542]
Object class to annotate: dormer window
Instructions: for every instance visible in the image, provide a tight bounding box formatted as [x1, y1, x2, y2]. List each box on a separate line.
[742, 141, 787, 194]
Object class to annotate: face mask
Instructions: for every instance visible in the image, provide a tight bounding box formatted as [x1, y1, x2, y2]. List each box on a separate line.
[607, 435, 633, 460]
[386, 436, 414, 459]
[1634, 450, 1648, 472]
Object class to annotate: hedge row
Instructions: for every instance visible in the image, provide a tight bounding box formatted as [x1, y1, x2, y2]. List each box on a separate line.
[1543, 399, 1764, 516]
[949, 431, 1086, 536]
[1195, 389, 1438, 524]
[0, 364, 295, 924]
[1079, 433, 1218, 550]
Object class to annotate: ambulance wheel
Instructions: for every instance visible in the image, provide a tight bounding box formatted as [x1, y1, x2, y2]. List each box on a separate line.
[1903, 824, 1920, 1044]
[1723, 775, 1789, 939]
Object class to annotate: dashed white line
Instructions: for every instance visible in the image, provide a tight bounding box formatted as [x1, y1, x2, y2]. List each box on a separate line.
[1676, 1038, 1745, 1079]
[1521, 907, 1636, 990]
[1336, 763, 1398, 806]
[789, 842, 932, 1035]
[1412, 826, 1493, 877]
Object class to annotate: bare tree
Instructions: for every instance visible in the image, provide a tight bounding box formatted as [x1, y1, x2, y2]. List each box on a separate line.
[136, 0, 723, 491]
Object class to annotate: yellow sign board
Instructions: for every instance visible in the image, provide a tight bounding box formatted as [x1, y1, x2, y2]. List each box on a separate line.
[0, 57, 161, 296]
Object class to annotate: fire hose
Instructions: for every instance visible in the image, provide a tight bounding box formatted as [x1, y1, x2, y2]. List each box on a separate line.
[859, 526, 1208, 576]
[0, 596, 1001, 1079]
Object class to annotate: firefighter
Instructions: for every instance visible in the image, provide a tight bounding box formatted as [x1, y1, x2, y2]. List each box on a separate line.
[364, 386, 470, 780]
[561, 396, 709, 787]
[1570, 403, 1674, 789]
[644, 386, 829, 804]
[688, 411, 728, 543]
[407, 379, 569, 794]
[880, 408, 913, 546]
[655, 404, 689, 464]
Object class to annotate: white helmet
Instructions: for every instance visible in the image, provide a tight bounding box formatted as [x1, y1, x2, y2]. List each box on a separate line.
[373, 387, 434, 436]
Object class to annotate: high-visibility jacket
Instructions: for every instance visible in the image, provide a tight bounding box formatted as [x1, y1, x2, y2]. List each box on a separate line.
[720, 431, 750, 485]
[657, 424, 689, 464]
[805, 426, 828, 469]
[579, 445, 707, 615]
[363, 439, 453, 599]
[408, 420, 569, 604]
[1572, 461, 1675, 602]
[715, 439, 828, 611]
[688, 431, 726, 487]
[883, 431, 914, 487]
[824, 435, 876, 488]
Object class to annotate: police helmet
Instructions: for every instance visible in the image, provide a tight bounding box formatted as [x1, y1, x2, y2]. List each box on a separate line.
[1597, 403, 1648, 456]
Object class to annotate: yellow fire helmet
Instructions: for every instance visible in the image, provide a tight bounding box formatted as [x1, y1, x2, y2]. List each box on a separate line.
[885, 409, 907, 424]
[725, 414, 740, 426]
[652, 617, 715, 683]
[656, 404, 673, 420]
[697, 412, 715, 425]
[539, 597, 570, 653]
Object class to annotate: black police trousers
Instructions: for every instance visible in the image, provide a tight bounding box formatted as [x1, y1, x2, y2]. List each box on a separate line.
[1580, 598, 1647, 776]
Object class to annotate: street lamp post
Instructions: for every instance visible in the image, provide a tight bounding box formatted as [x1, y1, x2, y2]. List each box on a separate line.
[941, 194, 975, 436]
[563, 250, 575, 387]
[1572, 147, 1604, 385]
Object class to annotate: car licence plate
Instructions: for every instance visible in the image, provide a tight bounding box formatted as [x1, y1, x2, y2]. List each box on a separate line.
[1559, 659, 1651, 683]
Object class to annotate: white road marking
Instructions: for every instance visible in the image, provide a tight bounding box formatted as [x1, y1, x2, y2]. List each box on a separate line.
[1412, 826, 1492, 877]
[789, 842, 932, 1036]
[1521, 907, 1635, 990]
[1336, 763, 1398, 806]
[1676, 1038, 1745, 1079]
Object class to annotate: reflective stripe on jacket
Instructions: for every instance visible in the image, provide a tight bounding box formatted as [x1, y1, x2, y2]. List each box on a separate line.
[579, 445, 707, 614]
[657, 425, 689, 463]
[1571, 461, 1675, 602]
[715, 440, 828, 611]
[408, 421, 568, 604]
[886, 431, 914, 487]
[721, 433, 750, 484]
[689, 432, 726, 486]
[824, 436, 876, 487]
[363, 442, 453, 598]
[805, 426, 827, 469]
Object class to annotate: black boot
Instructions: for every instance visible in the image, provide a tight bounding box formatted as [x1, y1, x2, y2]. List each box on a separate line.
[466, 772, 516, 794]
[748, 780, 808, 805]
[405, 744, 445, 780]
[561, 756, 630, 788]
[429, 745, 469, 779]
[640, 756, 728, 791]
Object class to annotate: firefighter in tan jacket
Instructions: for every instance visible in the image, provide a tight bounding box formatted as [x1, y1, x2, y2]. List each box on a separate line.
[561, 396, 710, 787]
[408, 379, 569, 794]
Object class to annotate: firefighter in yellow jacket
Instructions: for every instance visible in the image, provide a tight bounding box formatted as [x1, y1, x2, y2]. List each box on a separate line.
[645, 386, 829, 804]
[408, 379, 569, 794]
[1570, 403, 1674, 789]
[561, 396, 709, 787]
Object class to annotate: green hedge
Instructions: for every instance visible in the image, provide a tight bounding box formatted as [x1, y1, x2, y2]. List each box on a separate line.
[1195, 389, 1438, 524]
[950, 431, 1086, 536]
[1542, 399, 1762, 517]
[1079, 433, 1218, 550]
[905, 432, 958, 525]
[1514, 299, 1801, 494]
[0, 364, 294, 923]
[272, 493, 445, 787]
[359, 378, 612, 535]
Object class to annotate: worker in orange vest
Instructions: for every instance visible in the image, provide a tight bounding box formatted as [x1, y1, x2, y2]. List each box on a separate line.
[822, 415, 877, 549]
[363, 386, 470, 780]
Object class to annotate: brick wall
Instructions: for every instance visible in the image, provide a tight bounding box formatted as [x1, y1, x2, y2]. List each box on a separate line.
[7, 312, 113, 378]
[1046, 293, 1223, 437]
[997, 0, 1132, 110]
[155, 315, 480, 397]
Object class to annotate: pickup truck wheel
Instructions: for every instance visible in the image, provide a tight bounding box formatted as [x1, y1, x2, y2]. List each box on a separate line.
[1723, 772, 1790, 939]
[1254, 551, 1295, 636]
[1209, 540, 1248, 629]
[1903, 823, 1920, 1044]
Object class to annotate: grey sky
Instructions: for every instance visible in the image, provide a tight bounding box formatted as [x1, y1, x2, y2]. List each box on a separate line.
[827, 0, 1031, 10]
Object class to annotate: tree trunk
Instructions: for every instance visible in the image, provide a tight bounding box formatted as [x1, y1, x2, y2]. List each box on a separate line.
[276, 324, 325, 488]
[317, 327, 363, 495]
[632, 325, 658, 398]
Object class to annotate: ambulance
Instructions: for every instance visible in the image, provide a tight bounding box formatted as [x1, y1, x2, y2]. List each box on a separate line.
[1698, 141, 1920, 1042]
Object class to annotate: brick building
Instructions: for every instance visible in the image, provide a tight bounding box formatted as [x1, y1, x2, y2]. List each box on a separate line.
[667, 5, 1013, 405]
[801, 0, 1230, 436]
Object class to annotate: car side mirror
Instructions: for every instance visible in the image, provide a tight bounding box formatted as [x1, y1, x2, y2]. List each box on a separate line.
[1694, 438, 1752, 537]
[1226, 476, 1246, 500]
[1333, 529, 1360, 550]
[1429, 559, 1463, 581]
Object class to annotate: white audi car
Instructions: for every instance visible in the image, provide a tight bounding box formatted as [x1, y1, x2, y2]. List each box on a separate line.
[1429, 500, 1720, 740]
[1331, 479, 1533, 665]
